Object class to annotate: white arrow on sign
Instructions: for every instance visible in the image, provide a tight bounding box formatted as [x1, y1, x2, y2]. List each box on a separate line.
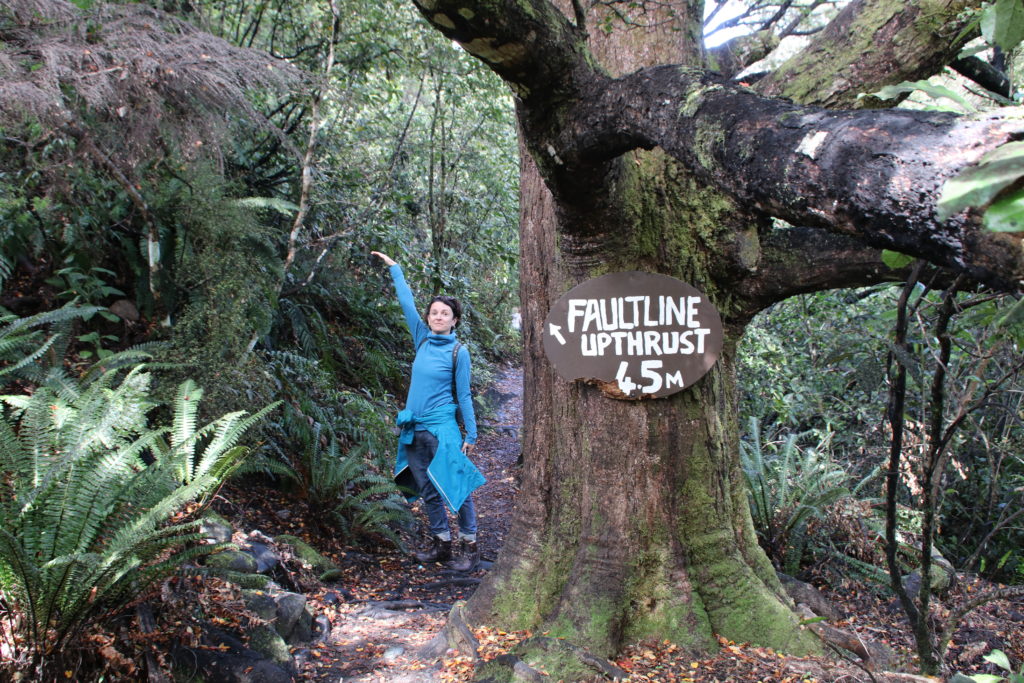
[548, 323, 566, 345]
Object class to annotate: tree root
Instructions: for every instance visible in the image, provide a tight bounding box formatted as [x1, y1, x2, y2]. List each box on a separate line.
[796, 604, 894, 672]
[417, 602, 479, 663]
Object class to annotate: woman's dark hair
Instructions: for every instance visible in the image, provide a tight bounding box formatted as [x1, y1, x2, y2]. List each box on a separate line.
[425, 295, 462, 327]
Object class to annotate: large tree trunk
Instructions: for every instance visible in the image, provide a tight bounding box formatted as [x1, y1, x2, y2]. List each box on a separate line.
[466, 145, 817, 655]
[410, 0, 1024, 659]
[464, 2, 821, 656]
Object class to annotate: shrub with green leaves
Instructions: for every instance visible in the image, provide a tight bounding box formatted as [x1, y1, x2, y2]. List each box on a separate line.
[955, 649, 1024, 683]
[0, 366, 275, 678]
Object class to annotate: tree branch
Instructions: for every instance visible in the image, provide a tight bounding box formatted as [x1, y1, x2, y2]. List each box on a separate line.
[755, 0, 977, 109]
[938, 584, 1024, 657]
[283, 0, 338, 274]
[410, 0, 589, 103]
[706, 30, 779, 79]
[733, 227, 902, 314]
[950, 56, 1012, 98]
[413, 0, 1024, 291]
[558, 68, 1024, 290]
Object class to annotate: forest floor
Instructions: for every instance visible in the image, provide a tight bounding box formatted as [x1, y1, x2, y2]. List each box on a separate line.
[202, 365, 1024, 683]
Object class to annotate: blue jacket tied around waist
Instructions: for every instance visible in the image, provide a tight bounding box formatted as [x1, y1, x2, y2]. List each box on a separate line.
[393, 404, 485, 514]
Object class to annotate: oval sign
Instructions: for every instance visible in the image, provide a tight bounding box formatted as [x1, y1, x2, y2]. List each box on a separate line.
[542, 272, 724, 399]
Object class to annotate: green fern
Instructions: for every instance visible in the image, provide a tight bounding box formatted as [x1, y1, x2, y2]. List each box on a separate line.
[740, 417, 852, 573]
[269, 402, 410, 547]
[0, 365, 276, 678]
[332, 444, 411, 548]
[257, 350, 409, 547]
[0, 302, 101, 383]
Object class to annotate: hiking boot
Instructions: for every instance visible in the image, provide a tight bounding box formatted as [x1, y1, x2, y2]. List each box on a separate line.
[415, 537, 452, 563]
[449, 541, 479, 572]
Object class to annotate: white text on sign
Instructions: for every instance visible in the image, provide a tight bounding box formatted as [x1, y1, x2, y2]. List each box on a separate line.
[565, 296, 710, 357]
[541, 272, 724, 400]
[567, 295, 702, 332]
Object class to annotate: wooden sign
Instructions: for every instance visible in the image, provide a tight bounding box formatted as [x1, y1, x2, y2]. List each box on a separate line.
[542, 272, 724, 399]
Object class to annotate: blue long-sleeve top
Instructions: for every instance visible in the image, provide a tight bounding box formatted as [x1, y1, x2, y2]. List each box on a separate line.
[388, 264, 477, 444]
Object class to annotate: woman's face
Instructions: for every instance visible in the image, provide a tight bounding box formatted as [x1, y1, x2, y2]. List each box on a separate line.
[427, 301, 458, 334]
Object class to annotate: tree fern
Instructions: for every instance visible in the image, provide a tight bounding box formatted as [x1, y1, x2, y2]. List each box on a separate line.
[0, 364, 276, 678]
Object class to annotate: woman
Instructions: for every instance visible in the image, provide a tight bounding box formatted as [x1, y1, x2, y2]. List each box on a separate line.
[371, 251, 485, 571]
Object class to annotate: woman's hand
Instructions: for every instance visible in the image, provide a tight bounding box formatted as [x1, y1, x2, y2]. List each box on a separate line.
[462, 442, 475, 455]
[371, 251, 397, 267]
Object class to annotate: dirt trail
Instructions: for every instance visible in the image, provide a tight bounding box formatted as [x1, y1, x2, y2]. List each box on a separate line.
[307, 365, 523, 682]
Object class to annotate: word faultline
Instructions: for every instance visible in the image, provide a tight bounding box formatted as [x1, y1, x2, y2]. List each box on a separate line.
[567, 295, 703, 333]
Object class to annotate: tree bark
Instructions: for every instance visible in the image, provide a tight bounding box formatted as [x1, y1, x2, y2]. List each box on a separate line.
[756, 0, 977, 109]
[409, 0, 1024, 660]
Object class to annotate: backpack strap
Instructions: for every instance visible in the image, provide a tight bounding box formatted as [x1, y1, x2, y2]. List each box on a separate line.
[450, 341, 461, 402]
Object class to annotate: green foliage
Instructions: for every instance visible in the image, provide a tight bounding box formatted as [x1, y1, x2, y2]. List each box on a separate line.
[153, 163, 284, 418]
[933, 1, 1024, 233]
[257, 351, 410, 546]
[882, 250, 915, 270]
[965, 648, 1024, 683]
[983, 191, 1024, 232]
[937, 141, 1024, 228]
[738, 287, 892, 453]
[0, 363, 274, 677]
[742, 284, 1024, 584]
[0, 302, 98, 383]
[2, 0, 520, 565]
[740, 417, 853, 574]
[317, 432, 411, 549]
[45, 264, 124, 309]
[272, 400, 410, 545]
[981, 0, 1024, 52]
[867, 79, 978, 112]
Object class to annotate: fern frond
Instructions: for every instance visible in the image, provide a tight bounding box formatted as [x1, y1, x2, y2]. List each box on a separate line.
[0, 333, 59, 380]
[235, 454, 293, 479]
[0, 528, 43, 644]
[197, 401, 280, 478]
[77, 349, 155, 385]
[171, 379, 202, 481]
[0, 304, 100, 338]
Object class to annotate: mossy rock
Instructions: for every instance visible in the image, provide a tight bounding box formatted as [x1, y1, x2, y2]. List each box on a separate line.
[473, 653, 546, 682]
[319, 568, 345, 582]
[241, 590, 279, 621]
[273, 534, 338, 574]
[248, 624, 292, 666]
[200, 509, 233, 530]
[205, 549, 258, 574]
[230, 572, 270, 589]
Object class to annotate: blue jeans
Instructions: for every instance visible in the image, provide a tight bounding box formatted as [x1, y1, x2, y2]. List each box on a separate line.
[406, 430, 477, 541]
